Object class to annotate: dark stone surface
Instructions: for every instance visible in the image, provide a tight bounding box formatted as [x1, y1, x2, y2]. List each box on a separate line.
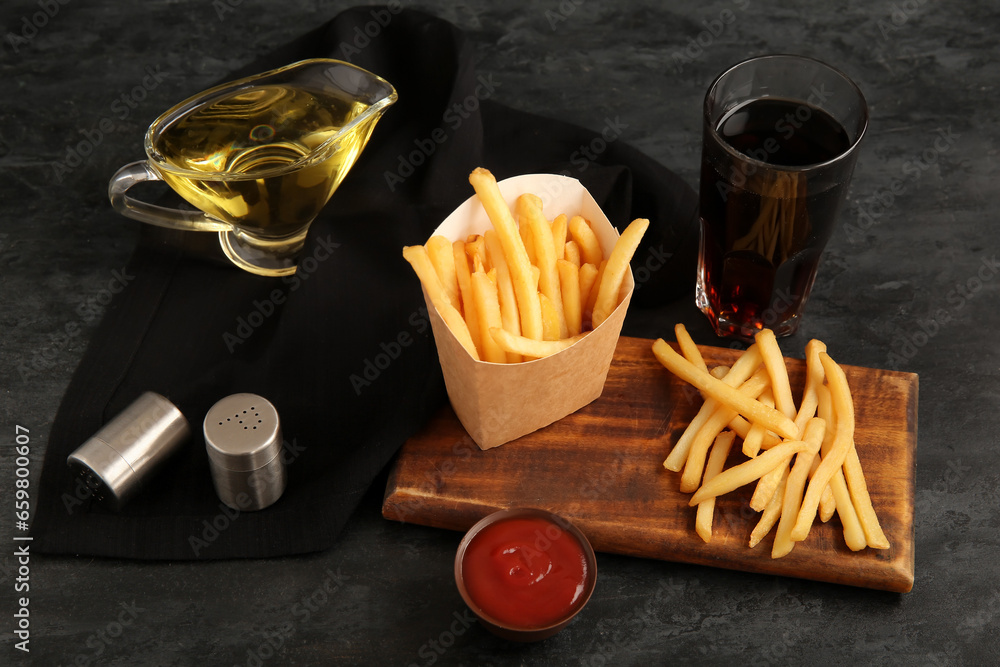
[1, 0, 998, 665]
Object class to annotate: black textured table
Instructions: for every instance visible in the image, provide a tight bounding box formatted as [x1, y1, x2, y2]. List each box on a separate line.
[3, 1, 999, 665]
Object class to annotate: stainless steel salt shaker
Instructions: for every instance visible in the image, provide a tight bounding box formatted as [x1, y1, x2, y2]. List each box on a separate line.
[203, 393, 286, 511]
[66, 391, 191, 510]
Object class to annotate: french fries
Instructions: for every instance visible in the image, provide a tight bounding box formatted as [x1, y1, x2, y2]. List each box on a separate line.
[469, 168, 543, 342]
[490, 328, 588, 358]
[688, 438, 813, 506]
[557, 259, 582, 337]
[652, 340, 798, 440]
[696, 431, 736, 543]
[517, 194, 567, 338]
[483, 230, 522, 363]
[452, 239, 482, 354]
[426, 235, 459, 311]
[653, 329, 889, 557]
[592, 218, 649, 328]
[569, 215, 603, 266]
[680, 368, 771, 494]
[403, 168, 647, 363]
[674, 323, 708, 373]
[749, 467, 787, 549]
[771, 418, 824, 558]
[551, 214, 568, 260]
[790, 352, 855, 542]
[470, 270, 507, 364]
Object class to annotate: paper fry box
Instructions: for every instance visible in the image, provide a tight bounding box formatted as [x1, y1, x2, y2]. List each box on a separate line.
[422, 173, 635, 450]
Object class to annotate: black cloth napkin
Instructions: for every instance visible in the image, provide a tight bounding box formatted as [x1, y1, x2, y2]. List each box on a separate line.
[32, 6, 699, 559]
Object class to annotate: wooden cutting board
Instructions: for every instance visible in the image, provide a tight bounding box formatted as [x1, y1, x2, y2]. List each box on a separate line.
[382, 336, 917, 593]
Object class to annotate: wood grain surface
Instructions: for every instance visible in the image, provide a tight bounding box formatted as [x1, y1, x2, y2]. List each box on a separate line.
[382, 336, 917, 592]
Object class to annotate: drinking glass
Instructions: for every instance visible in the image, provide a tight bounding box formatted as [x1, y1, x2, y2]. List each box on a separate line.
[696, 54, 868, 340]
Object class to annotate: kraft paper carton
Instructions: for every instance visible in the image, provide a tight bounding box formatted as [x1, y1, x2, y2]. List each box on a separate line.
[423, 173, 635, 450]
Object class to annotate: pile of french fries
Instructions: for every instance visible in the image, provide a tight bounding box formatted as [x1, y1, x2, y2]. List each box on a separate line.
[653, 325, 890, 558]
[403, 168, 648, 362]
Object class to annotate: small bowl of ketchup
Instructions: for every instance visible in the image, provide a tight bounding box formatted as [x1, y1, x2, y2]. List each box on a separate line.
[454, 507, 597, 642]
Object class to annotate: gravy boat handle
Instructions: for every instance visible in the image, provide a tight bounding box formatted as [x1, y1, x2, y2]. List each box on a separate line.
[108, 161, 233, 233]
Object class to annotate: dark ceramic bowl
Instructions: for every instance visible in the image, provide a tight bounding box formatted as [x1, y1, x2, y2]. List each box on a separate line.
[454, 507, 598, 642]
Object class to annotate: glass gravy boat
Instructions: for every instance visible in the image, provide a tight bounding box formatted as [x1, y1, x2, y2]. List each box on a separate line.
[109, 59, 397, 276]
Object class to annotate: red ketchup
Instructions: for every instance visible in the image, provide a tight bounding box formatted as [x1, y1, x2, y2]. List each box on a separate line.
[461, 515, 590, 628]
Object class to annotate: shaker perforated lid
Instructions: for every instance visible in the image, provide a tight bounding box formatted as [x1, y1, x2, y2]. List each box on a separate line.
[203, 393, 282, 472]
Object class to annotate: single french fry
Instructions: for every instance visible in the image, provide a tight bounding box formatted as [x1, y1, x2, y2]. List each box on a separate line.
[468, 168, 543, 340]
[584, 260, 607, 324]
[826, 460, 868, 551]
[674, 323, 707, 373]
[750, 456, 787, 512]
[483, 230, 522, 362]
[721, 343, 764, 387]
[489, 327, 587, 359]
[568, 215, 603, 266]
[689, 438, 812, 506]
[538, 292, 561, 341]
[564, 240, 581, 267]
[681, 368, 770, 493]
[425, 235, 460, 310]
[551, 213, 568, 260]
[470, 270, 508, 364]
[519, 220, 537, 266]
[742, 389, 774, 458]
[518, 194, 567, 338]
[793, 339, 827, 436]
[465, 234, 488, 273]
[791, 352, 856, 542]
[811, 382, 868, 548]
[403, 245, 453, 312]
[815, 424, 846, 532]
[557, 259, 582, 337]
[696, 431, 736, 543]
[755, 328, 796, 420]
[749, 466, 788, 548]
[452, 240, 482, 356]
[814, 384, 837, 522]
[844, 445, 891, 549]
[652, 339, 799, 440]
[819, 478, 837, 522]
[772, 418, 825, 558]
[578, 262, 598, 316]
[592, 218, 649, 328]
[710, 365, 730, 379]
[807, 396, 865, 549]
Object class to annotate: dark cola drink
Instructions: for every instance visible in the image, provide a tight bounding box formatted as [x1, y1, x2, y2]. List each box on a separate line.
[696, 97, 854, 340]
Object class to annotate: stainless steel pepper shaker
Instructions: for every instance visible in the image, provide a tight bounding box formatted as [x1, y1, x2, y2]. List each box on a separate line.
[203, 393, 286, 511]
[66, 391, 191, 510]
